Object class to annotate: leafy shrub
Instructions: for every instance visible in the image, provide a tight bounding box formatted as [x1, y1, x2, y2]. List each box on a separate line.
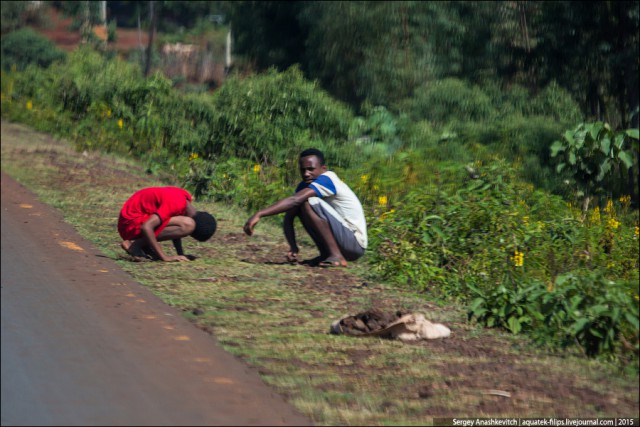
[550, 122, 638, 204]
[527, 81, 583, 125]
[1, 28, 66, 71]
[367, 158, 638, 296]
[401, 78, 497, 124]
[467, 281, 539, 334]
[210, 65, 354, 167]
[461, 115, 569, 193]
[468, 271, 639, 363]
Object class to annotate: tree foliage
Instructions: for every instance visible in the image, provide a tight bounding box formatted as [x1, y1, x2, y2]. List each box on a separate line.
[0, 27, 66, 71]
[1, 1, 50, 34]
[225, 1, 638, 127]
[300, 1, 465, 108]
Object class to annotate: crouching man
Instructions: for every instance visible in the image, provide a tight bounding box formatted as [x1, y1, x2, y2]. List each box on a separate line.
[243, 148, 367, 267]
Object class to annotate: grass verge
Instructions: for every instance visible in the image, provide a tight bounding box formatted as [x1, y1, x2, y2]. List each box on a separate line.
[1, 120, 638, 425]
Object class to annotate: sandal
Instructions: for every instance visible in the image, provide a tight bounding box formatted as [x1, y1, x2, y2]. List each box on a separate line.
[318, 257, 348, 268]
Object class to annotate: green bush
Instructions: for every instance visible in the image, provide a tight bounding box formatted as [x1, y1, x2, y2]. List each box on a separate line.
[467, 271, 639, 363]
[209, 65, 354, 168]
[1, 28, 66, 71]
[528, 81, 583, 125]
[550, 122, 638, 203]
[466, 114, 569, 193]
[401, 78, 497, 124]
[368, 158, 638, 295]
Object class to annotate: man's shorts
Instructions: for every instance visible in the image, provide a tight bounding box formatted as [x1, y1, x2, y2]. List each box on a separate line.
[308, 197, 365, 261]
[117, 213, 168, 241]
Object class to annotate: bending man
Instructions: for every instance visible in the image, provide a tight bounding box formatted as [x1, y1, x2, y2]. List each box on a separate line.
[118, 186, 216, 262]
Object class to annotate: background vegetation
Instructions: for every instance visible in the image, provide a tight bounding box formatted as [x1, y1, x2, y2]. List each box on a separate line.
[1, 0, 638, 368]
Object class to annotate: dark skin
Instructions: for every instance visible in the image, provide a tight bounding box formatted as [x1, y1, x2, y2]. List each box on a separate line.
[243, 155, 348, 267]
[121, 201, 197, 262]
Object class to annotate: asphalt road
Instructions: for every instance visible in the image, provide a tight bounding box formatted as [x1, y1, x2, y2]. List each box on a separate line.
[0, 172, 312, 426]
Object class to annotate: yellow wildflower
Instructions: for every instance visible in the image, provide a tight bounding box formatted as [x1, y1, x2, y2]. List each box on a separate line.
[607, 218, 620, 229]
[188, 153, 199, 161]
[106, 108, 112, 118]
[635, 225, 639, 237]
[26, 100, 33, 110]
[511, 250, 524, 267]
[604, 199, 614, 215]
[590, 207, 601, 224]
[619, 195, 631, 206]
[118, 118, 123, 129]
[253, 164, 261, 173]
[378, 195, 388, 207]
[360, 174, 369, 184]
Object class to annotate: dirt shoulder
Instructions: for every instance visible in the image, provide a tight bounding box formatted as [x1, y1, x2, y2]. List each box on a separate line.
[1, 119, 638, 425]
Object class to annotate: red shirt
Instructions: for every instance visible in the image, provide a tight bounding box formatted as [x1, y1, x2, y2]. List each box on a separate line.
[117, 187, 192, 241]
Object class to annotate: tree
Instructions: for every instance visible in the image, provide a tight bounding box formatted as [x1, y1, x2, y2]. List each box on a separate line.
[301, 1, 467, 109]
[1, 1, 50, 35]
[225, 1, 306, 72]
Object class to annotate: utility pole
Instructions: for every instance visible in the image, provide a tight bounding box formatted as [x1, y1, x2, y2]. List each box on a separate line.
[100, 1, 106, 24]
[224, 24, 232, 77]
[144, 0, 156, 77]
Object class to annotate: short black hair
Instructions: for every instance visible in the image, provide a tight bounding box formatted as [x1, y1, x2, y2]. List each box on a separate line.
[300, 148, 325, 165]
[191, 211, 217, 242]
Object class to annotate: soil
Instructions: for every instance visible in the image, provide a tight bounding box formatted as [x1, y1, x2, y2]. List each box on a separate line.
[31, 7, 148, 52]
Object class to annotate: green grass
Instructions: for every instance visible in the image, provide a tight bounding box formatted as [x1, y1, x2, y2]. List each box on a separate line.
[1, 120, 638, 425]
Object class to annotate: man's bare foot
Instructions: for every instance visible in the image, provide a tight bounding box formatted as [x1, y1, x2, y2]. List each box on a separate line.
[121, 240, 148, 258]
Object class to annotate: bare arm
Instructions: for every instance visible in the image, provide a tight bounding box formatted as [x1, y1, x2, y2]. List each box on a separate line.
[243, 187, 316, 236]
[283, 208, 299, 261]
[171, 200, 194, 257]
[172, 238, 184, 256]
[140, 214, 188, 262]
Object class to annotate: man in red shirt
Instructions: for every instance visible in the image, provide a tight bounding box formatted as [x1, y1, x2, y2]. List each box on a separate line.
[118, 187, 216, 262]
